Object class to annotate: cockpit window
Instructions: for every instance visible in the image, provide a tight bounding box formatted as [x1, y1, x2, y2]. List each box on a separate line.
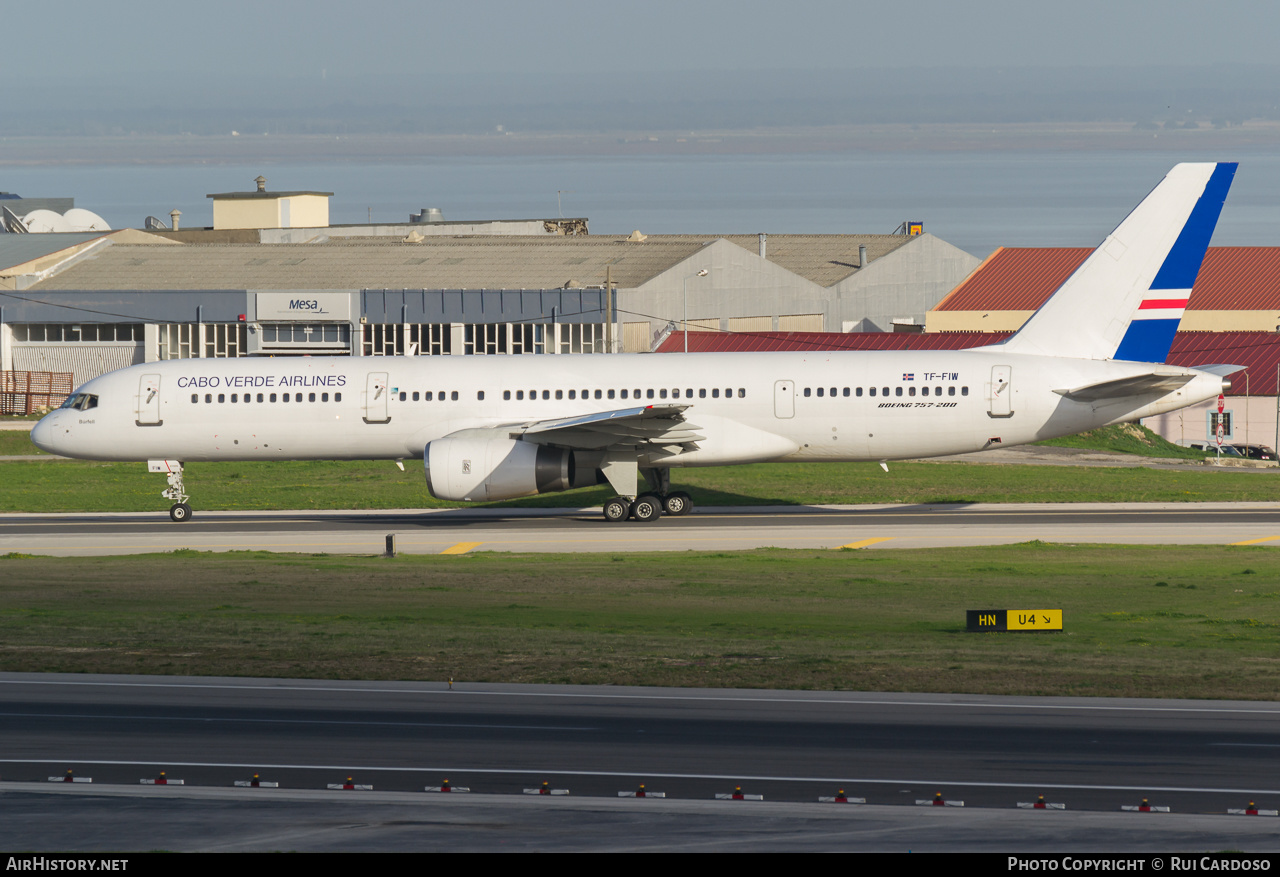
[59, 393, 99, 411]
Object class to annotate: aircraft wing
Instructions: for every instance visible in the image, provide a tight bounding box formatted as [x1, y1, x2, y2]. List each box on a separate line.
[1053, 372, 1196, 402]
[509, 404, 704, 450]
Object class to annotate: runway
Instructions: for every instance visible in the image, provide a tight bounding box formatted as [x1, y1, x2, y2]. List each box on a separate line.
[4, 502, 1280, 555]
[3, 673, 1280, 851]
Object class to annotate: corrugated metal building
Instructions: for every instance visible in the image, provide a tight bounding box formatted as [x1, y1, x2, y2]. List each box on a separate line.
[1, 228, 979, 390]
[928, 247, 1280, 334]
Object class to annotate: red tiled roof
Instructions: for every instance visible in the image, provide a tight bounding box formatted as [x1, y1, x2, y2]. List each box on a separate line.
[934, 247, 1280, 313]
[934, 247, 1089, 312]
[659, 330, 1280, 395]
[656, 330, 1013, 354]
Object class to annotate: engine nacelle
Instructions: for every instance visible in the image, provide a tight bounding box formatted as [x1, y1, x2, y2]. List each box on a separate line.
[425, 432, 575, 502]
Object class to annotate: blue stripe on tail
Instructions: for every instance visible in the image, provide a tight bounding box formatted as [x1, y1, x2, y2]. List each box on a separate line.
[1113, 162, 1236, 362]
[1112, 318, 1182, 363]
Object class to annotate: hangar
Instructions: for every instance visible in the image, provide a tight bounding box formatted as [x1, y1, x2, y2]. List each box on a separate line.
[0, 225, 978, 392]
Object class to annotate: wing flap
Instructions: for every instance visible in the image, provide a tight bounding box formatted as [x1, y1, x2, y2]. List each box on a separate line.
[512, 404, 701, 450]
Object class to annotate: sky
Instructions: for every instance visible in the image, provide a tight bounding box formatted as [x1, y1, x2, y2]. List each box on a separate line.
[6, 1, 1280, 76]
[4, 2, 1279, 132]
[7, 1, 1280, 85]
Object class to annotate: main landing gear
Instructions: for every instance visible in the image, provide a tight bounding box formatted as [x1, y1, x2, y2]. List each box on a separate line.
[601, 469, 694, 523]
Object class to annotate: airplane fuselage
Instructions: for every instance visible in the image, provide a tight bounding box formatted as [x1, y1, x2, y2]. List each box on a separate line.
[34, 349, 1223, 467]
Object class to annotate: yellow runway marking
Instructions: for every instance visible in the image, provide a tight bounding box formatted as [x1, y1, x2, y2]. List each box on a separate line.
[1232, 536, 1280, 545]
[440, 542, 485, 555]
[835, 537, 895, 550]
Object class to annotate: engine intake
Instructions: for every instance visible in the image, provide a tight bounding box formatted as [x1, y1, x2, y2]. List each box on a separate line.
[425, 433, 576, 502]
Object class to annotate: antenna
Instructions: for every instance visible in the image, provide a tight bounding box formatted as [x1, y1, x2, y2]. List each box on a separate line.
[557, 190, 574, 219]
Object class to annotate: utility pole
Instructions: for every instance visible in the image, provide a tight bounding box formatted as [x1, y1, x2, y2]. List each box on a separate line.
[605, 266, 613, 354]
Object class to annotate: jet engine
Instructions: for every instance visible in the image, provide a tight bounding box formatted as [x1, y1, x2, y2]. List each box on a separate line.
[425, 432, 578, 502]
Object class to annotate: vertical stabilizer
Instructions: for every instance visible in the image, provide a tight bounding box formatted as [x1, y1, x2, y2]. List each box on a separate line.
[999, 162, 1236, 362]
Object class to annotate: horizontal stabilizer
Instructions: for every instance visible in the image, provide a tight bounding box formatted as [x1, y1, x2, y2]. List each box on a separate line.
[1054, 372, 1195, 402]
[1189, 363, 1245, 377]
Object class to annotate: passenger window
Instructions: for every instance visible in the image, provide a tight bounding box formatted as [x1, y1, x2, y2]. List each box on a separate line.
[609, 389, 616, 399]
[738, 388, 745, 398]
[231, 394, 238, 403]
[830, 387, 836, 397]
[399, 391, 407, 402]
[843, 388, 850, 397]
[948, 387, 955, 396]
[660, 389, 668, 399]
[310, 392, 317, 402]
[412, 392, 419, 401]
[895, 387, 902, 397]
[218, 394, 225, 403]
[191, 394, 198, 403]
[804, 388, 811, 397]
[425, 391, 433, 401]
[335, 392, 342, 402]
[962, 387, 969, 396]
[882, 387, 889, 396]
[594, 390, 602, 399]
[504, 391, 511, 400]
[478, 391, 485, 400]
[684, 389, 692, 398]
[922, 387, 929, 397]
[556, 390, 563, 400]
[517, 391, 524, 400]
[633, 389, 640, 397]
[295, 393, 302, 402]
[935, 386, 942, 395]
[270, 393, 278, 402]
[817, 387, 824, 397]
[869, 387, 876, 397]
[569, 390, 576, 399]
[712, 388, 719, 398]
[908, 387, 915, 397]
[647, 389, 655, 399]
[856, 387, 863, 397]
[541, 390, 548, 400]
[699, 388, 706, 398]
[257, 393, 264, 402]
[205, 393, 213, 403]
[322, 393, 329, 402]
[451, 391, 458, 401]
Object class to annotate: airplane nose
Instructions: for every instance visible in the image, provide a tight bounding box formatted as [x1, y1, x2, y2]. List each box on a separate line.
[29, 415, 59, 454]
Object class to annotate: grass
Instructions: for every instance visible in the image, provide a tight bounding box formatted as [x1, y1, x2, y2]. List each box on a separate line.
[2, 544, 1278, 699]
[1034, 423, 1208, 459]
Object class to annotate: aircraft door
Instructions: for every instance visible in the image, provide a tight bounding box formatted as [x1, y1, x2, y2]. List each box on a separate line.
[137, 373, 162, 426]
[988, 365, 1013, 417]
[364, 371, 390, 424]
[774, 380, 795, 418]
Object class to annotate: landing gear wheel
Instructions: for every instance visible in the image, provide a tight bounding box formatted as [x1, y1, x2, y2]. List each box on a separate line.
[663, 491, 693, 516]
[603, 496, 631, 523]
[169, 502, 193, 523]
[630, 493, 662, 522]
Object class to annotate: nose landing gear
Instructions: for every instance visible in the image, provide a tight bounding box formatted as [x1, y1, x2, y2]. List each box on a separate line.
[149, 460, 193, 522]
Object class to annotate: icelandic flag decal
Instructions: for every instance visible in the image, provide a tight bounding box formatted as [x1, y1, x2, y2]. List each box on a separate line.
[902, 373, 914, 381]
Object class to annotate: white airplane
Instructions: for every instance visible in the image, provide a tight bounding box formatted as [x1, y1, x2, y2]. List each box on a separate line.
[33, 162, 1239, 523]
